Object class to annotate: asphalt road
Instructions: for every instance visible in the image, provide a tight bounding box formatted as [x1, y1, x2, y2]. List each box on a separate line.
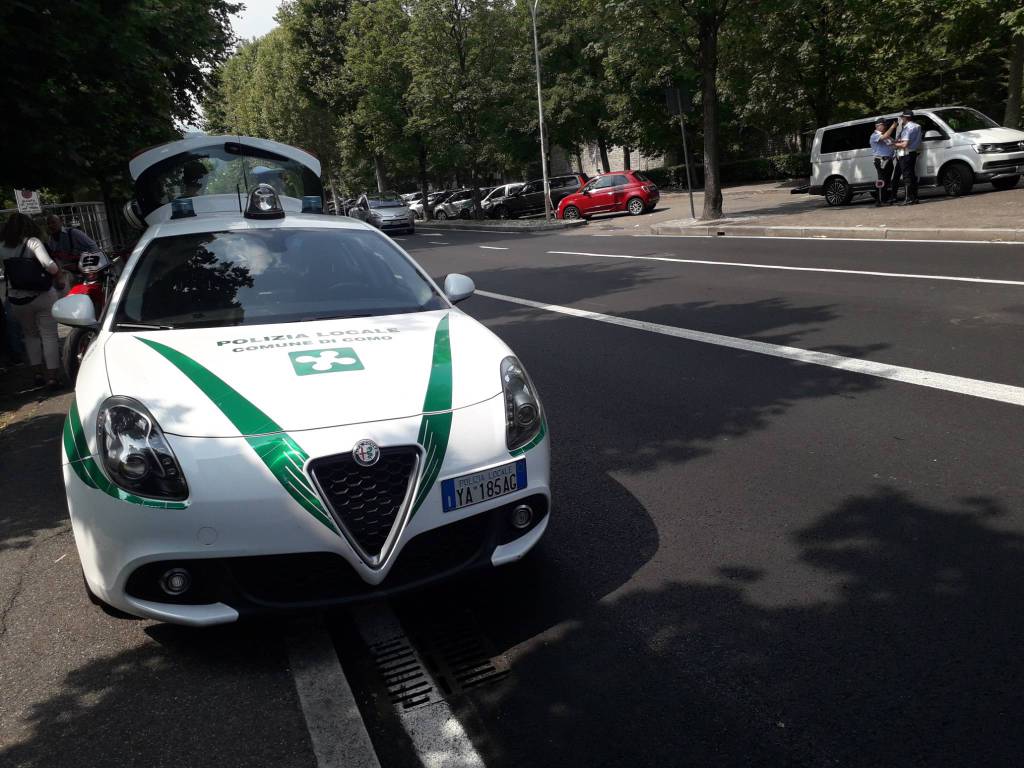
[3, 228, 1023, 767]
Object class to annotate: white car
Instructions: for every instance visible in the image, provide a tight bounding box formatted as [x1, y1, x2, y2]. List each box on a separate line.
[54, 137, 550, 626]
[809, 106, 1024, 205]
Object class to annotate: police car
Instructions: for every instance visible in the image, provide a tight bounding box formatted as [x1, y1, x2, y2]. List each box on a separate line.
[54, 137, 550, 625]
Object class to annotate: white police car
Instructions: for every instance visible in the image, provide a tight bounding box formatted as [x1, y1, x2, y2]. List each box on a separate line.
[54, 137, 550, 625]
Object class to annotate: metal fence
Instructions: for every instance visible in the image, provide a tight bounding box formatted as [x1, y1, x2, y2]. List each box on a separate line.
[0, 199, 142, 254]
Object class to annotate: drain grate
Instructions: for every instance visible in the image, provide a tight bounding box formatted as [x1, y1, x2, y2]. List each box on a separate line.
[407, 609, 510, 697]
[367, 635, 440, 710]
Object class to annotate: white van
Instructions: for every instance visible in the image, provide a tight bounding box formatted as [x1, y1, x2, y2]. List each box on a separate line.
[809, 106, 1024, 205]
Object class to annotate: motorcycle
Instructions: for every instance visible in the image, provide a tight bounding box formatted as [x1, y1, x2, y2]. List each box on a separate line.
[61, 248, 122, 384]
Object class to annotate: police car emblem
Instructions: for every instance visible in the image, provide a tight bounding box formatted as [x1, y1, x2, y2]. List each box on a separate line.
[353, 439, 380, 467]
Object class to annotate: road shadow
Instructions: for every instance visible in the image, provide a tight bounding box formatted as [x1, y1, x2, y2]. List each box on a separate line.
[449, 488, 1024, 766]
[0, 620, 315, 768]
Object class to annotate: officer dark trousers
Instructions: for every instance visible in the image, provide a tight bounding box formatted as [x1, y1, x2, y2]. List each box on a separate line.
[873, 157, 895, 204]
[899, 151, 919, 202]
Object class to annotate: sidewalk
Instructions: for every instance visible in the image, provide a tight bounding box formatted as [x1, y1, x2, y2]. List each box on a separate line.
[576, 180, 1024, 242]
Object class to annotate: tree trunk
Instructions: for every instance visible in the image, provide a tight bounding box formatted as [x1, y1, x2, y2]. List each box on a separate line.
[471, 165, 483, 220]
[574, 148, 584, 174]
[1006, 34, 1024, 129]
[418, 143, 432, 221]
[373, 155, 386, 194]
[329, 179, 341, 216]
[699, 17, 723, 220]
[623, 146, 632, 170]
[597, 134, 611, 173]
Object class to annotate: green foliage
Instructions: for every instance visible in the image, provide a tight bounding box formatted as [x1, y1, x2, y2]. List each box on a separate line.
[0, 0, 239, 194]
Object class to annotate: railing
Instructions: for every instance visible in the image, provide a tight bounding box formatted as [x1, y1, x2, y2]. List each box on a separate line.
[1, 201, 118, 252]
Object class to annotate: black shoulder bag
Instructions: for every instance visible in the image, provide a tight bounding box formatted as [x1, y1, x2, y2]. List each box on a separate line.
[4, 242, 53, 301]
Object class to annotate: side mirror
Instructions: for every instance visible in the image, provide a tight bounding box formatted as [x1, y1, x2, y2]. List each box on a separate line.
[924, 130, 943, 140]
[443, 273, 475, 304]
[52, 294, 98, 328]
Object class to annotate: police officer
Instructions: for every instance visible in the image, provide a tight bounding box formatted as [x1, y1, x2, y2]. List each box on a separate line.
[870, 117, 897, 206]
[894, 109, 922, 205]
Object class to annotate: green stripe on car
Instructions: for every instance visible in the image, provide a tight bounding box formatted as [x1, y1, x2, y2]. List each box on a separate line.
[412, 314, 453, 513]
[136, 337, 339, 534]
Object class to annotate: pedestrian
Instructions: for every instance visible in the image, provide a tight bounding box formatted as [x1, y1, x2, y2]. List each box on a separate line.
[1, 213, 64, 387]
[45, 214, 98, 275]
[894, 109, 922, 205]
[870, 117, 898, 206]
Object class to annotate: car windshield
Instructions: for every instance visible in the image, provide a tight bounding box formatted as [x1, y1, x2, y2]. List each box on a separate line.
[367, 195, 405, 208]
[933, 108, 1000, 132]
[113, 228, 446, 330]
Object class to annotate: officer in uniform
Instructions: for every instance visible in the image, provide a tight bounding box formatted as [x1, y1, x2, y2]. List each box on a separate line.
[894, 109, 922, 205]
[870, 117, 897, 206]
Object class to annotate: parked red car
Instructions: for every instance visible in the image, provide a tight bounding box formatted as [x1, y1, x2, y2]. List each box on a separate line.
[557, 171, 660, 220]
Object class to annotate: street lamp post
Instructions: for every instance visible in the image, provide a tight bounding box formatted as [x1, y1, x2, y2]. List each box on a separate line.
[529, 0, 552, 221]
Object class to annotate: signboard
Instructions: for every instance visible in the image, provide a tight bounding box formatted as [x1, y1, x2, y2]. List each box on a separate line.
[15, 189, 42, 215]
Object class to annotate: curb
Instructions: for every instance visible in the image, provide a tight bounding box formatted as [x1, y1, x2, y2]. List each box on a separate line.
[649, 222, 1024, 243]
[418, 218, 587, 232]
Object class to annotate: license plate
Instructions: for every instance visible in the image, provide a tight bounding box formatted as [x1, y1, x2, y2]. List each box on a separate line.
[441, 459, 527, 513]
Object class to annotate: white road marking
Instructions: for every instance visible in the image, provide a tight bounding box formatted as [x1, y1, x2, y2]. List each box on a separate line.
[479, 246, 509, 250]
[546, 251, 1024, 287]
[353, 603, 485, 768]
[432, 241, 450, 245]
[476, 289, 1024, 408]
[288, 620, 382, 768]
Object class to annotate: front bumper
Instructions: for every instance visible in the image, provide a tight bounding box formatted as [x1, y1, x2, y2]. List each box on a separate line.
[372, 218, 415, 231]
[65, 395, 550, 625]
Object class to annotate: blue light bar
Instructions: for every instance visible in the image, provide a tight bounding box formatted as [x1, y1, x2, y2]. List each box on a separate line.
[170, 198, 196, 219]
[302, 195, 323, 214]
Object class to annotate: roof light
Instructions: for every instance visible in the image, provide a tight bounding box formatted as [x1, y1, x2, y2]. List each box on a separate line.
[245, 183, 285, 220]
[170, 198, 196, 219]
[301, 195, 323, 214]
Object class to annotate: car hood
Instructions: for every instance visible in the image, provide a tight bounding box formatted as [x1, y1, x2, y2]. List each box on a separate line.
[954, 127, 1024, 143]
[103, 309, 507, 437]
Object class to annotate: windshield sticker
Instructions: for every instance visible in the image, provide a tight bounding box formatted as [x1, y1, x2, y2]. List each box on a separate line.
[218, 327, 401, 353]
[290, 347, 365, 376]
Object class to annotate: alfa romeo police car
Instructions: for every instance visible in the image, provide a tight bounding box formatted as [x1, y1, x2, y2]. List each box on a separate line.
[54, 137, 550, 625]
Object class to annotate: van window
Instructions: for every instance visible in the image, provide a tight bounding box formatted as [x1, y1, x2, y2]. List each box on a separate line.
[820, 122, 874, 154]
[914, 115, 948, 140]
[932, 107, 999, 133]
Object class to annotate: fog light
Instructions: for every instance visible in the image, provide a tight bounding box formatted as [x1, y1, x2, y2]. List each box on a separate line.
[160, 568, 191, 596]
[511, 504, 533, 530]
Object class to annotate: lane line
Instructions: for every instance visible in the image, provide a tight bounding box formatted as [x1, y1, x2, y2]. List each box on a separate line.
[546, 251, 1024, 287]
[353, 603, 485, 768]
[476, 289, 1024, 407]
[432, 241, 450, 245]
[479, 246, 509, 250]
[288, 619, 382, 768]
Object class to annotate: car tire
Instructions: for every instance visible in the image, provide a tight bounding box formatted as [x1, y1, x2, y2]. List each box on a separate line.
[626, 197, 645, 216]
[824, 176, 852, 206]
[562, 205, 581, 220]
[62, 326, 96, 386]
[495, 205, 511, 220]
[940, 163, 974, 197]
[435, 210, 448, 220]
[991, 175, 1020, 191]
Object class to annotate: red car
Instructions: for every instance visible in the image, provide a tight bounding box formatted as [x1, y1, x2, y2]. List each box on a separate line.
[557, 170, 660, 220]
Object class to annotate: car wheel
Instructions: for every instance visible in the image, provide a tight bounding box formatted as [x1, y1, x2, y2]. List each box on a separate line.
[940, 163, 974, 197]
[495, 205, 510, 220]
[992, 175, 1020, 191]
[458, 208, 471, 220]
[626, 197, 645, 216]
[824, 176, 852, 206]
[62, 327, 96, 385]
[409, 223, 415, 235]
[562, 205, 581, 220]
[436, 210, 448, 220]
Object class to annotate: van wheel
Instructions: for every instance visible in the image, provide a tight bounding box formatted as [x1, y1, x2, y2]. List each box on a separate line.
[991, 175, 1020, 191]
[824, 177, 852, 206]
[940, 163, 974, 197]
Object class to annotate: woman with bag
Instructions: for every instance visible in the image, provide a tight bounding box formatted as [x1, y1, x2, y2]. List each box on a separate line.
[1, 213, 64, 387]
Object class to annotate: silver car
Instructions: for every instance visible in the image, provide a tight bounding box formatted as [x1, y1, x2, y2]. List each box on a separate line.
[409, 190, 451, 220]
[348, 193, 415, 234]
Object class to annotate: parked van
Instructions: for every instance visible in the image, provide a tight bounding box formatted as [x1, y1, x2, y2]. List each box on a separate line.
[809, 106, 1024, 205]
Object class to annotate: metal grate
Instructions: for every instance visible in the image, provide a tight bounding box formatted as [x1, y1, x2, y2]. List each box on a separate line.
[309, 447, 418, 565]
[367, 635, 440, 711]
[404, 607, 510, 697]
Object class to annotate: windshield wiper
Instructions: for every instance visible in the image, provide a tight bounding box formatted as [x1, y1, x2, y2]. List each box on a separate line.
[297, 312, 376, 322]
[115, 322, 175, 330]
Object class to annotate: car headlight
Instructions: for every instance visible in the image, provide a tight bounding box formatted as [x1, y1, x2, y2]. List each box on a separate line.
[501, 356, 543, 450]
[96, 396, 188, 500]
[973, 143, 1000, 154]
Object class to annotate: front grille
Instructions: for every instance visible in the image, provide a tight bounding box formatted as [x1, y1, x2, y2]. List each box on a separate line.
[310, 447, 419, 565]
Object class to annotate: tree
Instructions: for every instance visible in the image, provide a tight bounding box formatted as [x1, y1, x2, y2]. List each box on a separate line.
[0, 0, 238, 197]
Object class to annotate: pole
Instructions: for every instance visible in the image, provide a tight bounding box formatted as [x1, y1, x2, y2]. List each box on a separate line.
[676, 89, 696, 220]
[531, 0, 552, 221]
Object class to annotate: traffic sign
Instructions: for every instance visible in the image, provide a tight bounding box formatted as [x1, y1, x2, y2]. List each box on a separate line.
[15, 189, 42, 214]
